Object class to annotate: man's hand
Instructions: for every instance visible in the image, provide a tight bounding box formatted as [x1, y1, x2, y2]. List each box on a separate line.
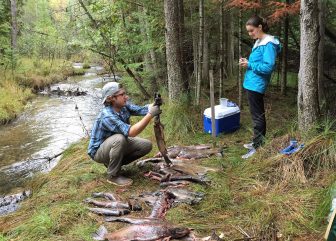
[148, 103, 162, 117]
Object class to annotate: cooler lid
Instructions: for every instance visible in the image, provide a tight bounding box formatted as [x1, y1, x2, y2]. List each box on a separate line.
[204, 105, 240, 119]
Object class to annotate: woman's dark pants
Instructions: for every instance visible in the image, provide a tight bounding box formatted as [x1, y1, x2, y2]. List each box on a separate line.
[247, 90, 266, 149]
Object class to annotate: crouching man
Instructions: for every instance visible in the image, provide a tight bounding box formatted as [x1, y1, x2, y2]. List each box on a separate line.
[88, 82, 160, 186]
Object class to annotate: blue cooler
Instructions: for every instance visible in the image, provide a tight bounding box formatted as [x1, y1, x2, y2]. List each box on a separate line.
[203, 104, 240, 136]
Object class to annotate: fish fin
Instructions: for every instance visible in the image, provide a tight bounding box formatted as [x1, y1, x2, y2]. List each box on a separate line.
[92, 225, 108, 240]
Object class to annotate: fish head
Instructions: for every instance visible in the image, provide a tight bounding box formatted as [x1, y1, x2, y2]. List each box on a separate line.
[169, 227, 190, 238]
[131, 202, 142, 211]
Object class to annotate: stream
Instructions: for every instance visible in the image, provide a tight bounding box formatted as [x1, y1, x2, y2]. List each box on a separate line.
[0, 64, 116, 195]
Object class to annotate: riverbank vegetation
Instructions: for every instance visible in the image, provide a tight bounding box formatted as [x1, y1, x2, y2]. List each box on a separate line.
[0, 58, 80, 124]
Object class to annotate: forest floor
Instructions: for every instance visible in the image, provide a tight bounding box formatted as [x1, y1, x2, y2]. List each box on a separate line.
[0, 76, 335, 241]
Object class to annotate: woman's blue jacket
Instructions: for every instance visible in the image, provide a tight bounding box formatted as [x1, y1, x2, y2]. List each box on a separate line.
[243, 35, 281, 94]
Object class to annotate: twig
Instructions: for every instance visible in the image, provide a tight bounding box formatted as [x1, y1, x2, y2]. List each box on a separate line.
[28, 151, 64, 162]
[232, 225, 254, 240]
[75, 104, 90, 138]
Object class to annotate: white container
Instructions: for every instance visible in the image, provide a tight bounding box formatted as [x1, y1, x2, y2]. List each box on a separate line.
[220, 98, 228, 107]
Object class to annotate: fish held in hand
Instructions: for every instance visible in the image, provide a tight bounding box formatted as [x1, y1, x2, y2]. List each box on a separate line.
[153, 93, 172, 166]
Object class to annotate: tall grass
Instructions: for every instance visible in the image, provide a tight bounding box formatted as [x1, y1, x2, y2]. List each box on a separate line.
[0, 57, 84, 123]
[0, 81, 33, 123]
[13, 57, 75, 89]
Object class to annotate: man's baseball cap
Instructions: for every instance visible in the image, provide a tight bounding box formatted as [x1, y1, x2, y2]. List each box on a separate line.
[101, 82, 122, 104]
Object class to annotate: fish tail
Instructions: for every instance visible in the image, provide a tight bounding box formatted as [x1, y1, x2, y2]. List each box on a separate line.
[92, 225, 108, 240]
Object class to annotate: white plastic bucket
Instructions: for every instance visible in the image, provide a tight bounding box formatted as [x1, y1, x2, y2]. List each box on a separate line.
[220, 98, 228, 107]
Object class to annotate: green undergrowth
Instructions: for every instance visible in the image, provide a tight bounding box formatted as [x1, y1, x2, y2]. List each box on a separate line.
[0, 81, 34, 124]
[0, 87, 335, 240]
[13, 58, 82, 90]
[0, 57, 87, 124]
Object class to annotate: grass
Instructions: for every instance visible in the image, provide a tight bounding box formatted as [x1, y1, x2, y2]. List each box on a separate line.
[0, 81, 33, 124]
[0, 57, 88, 124]
[0, 80, 335, 240]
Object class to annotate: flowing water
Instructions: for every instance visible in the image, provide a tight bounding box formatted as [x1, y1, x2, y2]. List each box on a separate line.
[0, 64, 115, 195]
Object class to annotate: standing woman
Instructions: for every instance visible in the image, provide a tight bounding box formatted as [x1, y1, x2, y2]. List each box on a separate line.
[239, 15, 281, 159]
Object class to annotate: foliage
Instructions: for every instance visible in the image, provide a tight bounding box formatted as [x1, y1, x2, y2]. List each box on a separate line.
[0, 1, 13, 67]
[267, 0, 300, 23]
[226, 0, 262, 9]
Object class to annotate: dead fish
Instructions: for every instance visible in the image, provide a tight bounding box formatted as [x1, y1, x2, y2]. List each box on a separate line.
[145, 171, 208, 186]
[177, 148, 223, 160]
[154, 119, 172, 165]
[137, 192, 161, 206]
[166, 188, 204, 205]
[128, 199, 142, 211]
[160, 180, 190, 188]
[161, 174, 208, 185]
[93, 224, 190, 241]
[88, 207, 130, 216]
[155, 144, 213, 159]
[188, 144, 212, 150]
[153, 93, 172, 166]
[85, 198, 128, 209]
[149, 192, 174, 219]
[85, 198, 142, 211]
[92, 192, 117, 201]
[105, 217, 162, 225]
[165, 145, 184, 158]
[170, 163, 218, 176]
[136, 157, 165, 167]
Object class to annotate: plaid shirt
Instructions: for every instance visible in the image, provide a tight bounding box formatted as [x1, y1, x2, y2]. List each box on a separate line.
[88, 102, 149, 159]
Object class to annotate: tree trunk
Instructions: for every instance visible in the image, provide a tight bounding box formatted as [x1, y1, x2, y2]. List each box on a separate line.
[196, 0, 204, 105]
[141, 6, 159, 92]
[10, 0, 18, 50]
[164, 0, 184, 101]
[298, 0, 320, 131]
[191, 4, 198, 98]
[219, 1, 224, 99]
[238, 9, 243, 108]
[281, 3, 289, 95]
[318, 0, 326, 111]
[177, 0, 189, 92]
[226, 10, 234, 78]
[138, 6, 151, 72]
[202, 26, 209, 85]
[10, 0, 18, 76]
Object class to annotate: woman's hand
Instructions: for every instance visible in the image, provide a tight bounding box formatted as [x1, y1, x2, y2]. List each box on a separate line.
[239, 58, 248, 68]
